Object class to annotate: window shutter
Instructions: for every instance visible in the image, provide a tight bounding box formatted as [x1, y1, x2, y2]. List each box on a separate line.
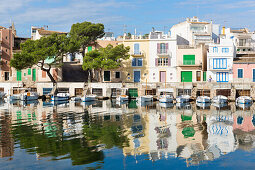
[168, 57, 171, 66]
[166, 43, 168, 53]
[155, 58, 158, 66]
[157, 43, 160, 54]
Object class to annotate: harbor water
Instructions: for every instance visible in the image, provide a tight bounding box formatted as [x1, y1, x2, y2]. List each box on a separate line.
[0, 100, 255, 169]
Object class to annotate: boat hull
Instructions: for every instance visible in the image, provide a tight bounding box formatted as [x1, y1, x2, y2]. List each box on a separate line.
[82, 95, 97, 102]
[51, 96, 69, 101]
[236, 97, 252, 104]
[176, 95, 190, 103]
[159, 96, 173, 103]
[116, 95, 129, 102]
[196, 96, 211, 103]
[137, 96, 153, 102]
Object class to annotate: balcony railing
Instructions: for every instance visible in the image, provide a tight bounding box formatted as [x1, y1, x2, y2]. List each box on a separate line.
[131, 51, 144, 57]
[183, 60, 195, 65]
[157, 51, 171, 56]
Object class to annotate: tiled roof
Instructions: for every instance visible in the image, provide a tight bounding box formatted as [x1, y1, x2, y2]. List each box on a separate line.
[38, 29, 67, 35]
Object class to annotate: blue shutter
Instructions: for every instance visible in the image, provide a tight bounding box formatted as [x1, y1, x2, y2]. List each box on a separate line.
[132, 58, 136, 66]
[238, 69, 243, 78]
[138, 58, 142, 66]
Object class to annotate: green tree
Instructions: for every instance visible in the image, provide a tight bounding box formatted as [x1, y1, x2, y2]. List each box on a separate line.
[82, 44, 130, 82]
[10, 33, 68, 85]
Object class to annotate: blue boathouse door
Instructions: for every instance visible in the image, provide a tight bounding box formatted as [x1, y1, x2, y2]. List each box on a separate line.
[253, 69, 255, 82]
[134, 71, 141, 82]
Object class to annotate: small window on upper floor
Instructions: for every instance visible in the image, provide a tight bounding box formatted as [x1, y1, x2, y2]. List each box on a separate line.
[5, 36, 8, 40]
[5, 49, 7, 52]
[115, 71, 120, 79]
[32, 29, 36, 33]
[213, 47, 218, 53]
[222, 48, 229, 53]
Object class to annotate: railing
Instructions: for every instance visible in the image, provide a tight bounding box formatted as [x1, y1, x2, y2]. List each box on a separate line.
[157, 51, 171, 56]
[178, 45, 195, 49]
[131, 51, 144, 56]
[183, 60, 195, 65]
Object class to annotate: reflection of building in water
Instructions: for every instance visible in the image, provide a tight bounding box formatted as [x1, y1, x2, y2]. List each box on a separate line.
[206, 111, 237, 158]
[0, 111, 14, 158]
[233, 110, 255, 151]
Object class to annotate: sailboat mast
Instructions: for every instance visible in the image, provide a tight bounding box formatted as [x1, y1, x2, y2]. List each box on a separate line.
[146, 78, 147, 95]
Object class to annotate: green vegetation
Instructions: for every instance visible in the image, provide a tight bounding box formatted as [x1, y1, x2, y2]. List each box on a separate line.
[83, 44, 130, 82]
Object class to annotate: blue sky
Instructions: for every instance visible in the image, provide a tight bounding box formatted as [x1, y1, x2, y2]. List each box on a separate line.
[1, 0, 255, 37]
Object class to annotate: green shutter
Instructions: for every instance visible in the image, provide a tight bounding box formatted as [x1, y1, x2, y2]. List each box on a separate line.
[28, 68, 31, 75]
[88, 46, 92, 52]
[17, 70, 22, 81]
[183, 55, 195, 65]
[181, 71, 192, 82]
[203, 72, 206, 81]
[32, 69, 36, 81]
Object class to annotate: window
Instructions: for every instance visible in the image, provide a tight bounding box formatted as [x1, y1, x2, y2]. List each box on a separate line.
[42, 70, 46, 78]
[115, 71, 120, 79]
[203, 72, 206, 81]
[5, 36, 7, 40]
[92, 88, 103, 96]
[4, 72, 9, 81]
[238, 69, 243, 78]
[213, 58, 227, 69]
[32, 29, 36, 33]
[134, 43, 140, 55]
[196, 71, 201, 81]
[183, 55, 195, 65]
[157, 43, 168, 54]
[213, 47, 218, 53]
[216, 72, 229, 82]
[132, 58, 142, 67]
[157, 58, 169, 66]
[28, 68, 31, 75]
[222, 48, 229, 53]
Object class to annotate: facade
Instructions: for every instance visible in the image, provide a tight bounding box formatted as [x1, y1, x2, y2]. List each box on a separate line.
[148, 31, 177, 83]
[0, 26, 15, 82]
[233, 54, 255, 83]
[170, 16, 220, 46]
[207, 38, 235, 82]
[176, 44, 207, 83]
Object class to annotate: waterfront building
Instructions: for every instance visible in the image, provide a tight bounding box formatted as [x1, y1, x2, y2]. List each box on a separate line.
[170, 16, 220, 46]
[207, 38, 235, 83]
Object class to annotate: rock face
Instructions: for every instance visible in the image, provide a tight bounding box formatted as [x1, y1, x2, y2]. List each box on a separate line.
[62, 62, 88, 82]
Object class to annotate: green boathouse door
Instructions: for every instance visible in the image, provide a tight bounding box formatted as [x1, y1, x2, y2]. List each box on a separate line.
[17, 70, 22, 81]
[181, 71, 192, 82]
[32, 69, 36, 81]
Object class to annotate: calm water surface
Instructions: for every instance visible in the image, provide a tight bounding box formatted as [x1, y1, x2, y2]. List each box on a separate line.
[0, 100, 255, 169]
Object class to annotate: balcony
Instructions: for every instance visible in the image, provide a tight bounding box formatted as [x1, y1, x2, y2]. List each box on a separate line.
[157, 51, 171, 57]
[131, 51, 144, 57]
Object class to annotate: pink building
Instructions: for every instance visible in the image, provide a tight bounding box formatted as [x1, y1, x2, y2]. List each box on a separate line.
[233, 54, 255, 83]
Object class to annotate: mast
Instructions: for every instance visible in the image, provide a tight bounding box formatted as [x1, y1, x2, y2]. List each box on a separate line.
[146, 78, 147, 95]
[183, 77, 184, 95]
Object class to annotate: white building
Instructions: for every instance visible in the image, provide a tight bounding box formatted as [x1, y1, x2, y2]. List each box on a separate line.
[148, 31, 178, 83]
[170, 16, 220, 46]
[31, 26, 66, 40]
[207, 37, 235, 82]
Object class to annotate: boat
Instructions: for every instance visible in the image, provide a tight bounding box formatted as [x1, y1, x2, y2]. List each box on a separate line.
[21, 91, 39, 101]
[136, 79, 153, 102]
[212, 95, 228, 104]
[82, 94, 97, 102]
[51, 93, 70, 101]
[196, 102, 211, 109]
[8, 94, 21, 101]
[159, 102, 174, 108]
[159, 95, 173, 103]
[116, 95, 129, 102]
[176, 95, 190, 103]
[196, 96, 211, 103]
[236, 96, 252, 104]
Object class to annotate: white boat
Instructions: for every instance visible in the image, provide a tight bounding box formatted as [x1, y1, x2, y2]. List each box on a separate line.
[21, 92, 39, 101]
[176, 95, 190, 103]
[82, 94, 97, 102]
[136, 95, 153, 102]
[196, 102, 211, 109]
[196, 96, 211, 103]
[159, 95, 173, 103]
[236, 96, 252, 104]
[8, 94, 21, 101]
[51, 93, 70, 101]
[116, 95, 129, 102]
[212, 95, 228, 104]
[159, 102, 174, 108]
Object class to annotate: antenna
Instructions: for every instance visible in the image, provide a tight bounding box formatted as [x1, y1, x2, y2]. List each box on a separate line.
[123, 24, 127, 34]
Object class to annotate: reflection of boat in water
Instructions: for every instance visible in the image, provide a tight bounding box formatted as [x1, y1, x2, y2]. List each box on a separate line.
[21, 100, 39, 106]
[136, 95, 153, 102]
[116, 95, 129, 102]
[176, 102, 191, 110]
[116, 100, 128, 106]
[196, 102, 211, 109]
[49, 100, 69, 107]
[159, 95, 173, 103]
[236, 96, 252, 105]
[196, 96, 211, 103]
[82, 94, 97, 102]
[212, 102, 228, 108]
[159, 102, 174, 108]
[81, 100, 97, 106]
[176, 95, 190, 103]
[136, 100, 153, 107]
[236, 102, 252, 109]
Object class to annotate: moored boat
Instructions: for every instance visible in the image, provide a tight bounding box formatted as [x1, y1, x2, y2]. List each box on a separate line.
[196, 96, 211, 103]
[176, 95, 190, 103]
[212, 95, 228, 104]
[51, 93, 70, 101]
[136, 95, 153, 102]
[236, 96, 252, 104]
[0, 92, 6, 99]
[21, 91, 39, 101]
[116, 95, 129, 102]
[71, 96, 81, 101]
[159, 95, 173, 103]
[82, 94, 97, 102]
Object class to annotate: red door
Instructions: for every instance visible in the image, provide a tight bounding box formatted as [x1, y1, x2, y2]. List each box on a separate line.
[160, 71, 166, 83]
